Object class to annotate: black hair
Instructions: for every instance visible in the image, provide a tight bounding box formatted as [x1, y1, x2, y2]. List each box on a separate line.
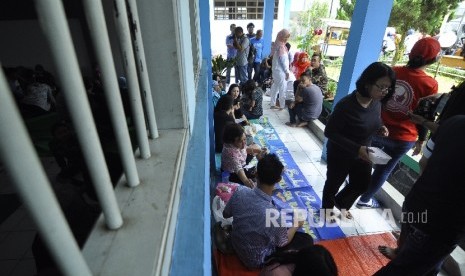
[222, 123, 244, 144]
[227, 83, 240, 97]
[235, 26, 243, 33]
[214, 95, 233, 113]
[247, 22, 255, 28]
[242, 79, 256, 96]
[267, 245, 338, 276]
[285, 42, 291, 51]
[311, 52, 322, 59]
[300, 69, 312, 79]
[355, 62, 395, 103]
[438, 81, 465, 122]
[257, 153, 284, 185]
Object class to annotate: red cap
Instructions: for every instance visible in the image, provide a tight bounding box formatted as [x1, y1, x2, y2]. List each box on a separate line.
[409, 37, 441, 61]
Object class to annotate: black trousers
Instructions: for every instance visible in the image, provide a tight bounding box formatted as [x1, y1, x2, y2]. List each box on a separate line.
[322, 144, 372, 210]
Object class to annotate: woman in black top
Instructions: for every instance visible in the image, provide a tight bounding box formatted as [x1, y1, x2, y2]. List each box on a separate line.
[241, 80, 263, 120]
[322, 62, 395, 219]
[214, 95, 235, 153]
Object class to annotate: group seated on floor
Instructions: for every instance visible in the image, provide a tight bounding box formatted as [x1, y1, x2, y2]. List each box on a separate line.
[215, 153, 338, 276]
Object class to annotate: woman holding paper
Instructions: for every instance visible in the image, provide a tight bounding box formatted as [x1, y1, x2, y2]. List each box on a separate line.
[321, 62, 395, 220]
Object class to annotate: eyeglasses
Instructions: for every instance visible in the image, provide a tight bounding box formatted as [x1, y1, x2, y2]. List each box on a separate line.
[373, 83, 391, 92]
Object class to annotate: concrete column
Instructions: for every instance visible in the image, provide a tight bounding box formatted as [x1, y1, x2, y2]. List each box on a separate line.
[198, 0, 215, 169]
[262, 0, 275, 57]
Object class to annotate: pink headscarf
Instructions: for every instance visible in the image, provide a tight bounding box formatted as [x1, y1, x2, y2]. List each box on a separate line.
[272, 29, 290, 57]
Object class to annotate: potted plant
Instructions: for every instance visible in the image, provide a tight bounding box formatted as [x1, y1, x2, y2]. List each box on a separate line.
[212, 55, 235, 85]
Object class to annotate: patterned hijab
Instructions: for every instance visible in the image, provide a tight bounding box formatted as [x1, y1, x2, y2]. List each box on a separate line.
[272, 29, 290, 57]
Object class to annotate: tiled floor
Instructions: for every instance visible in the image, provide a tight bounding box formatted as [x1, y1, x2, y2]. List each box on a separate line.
[261, 94, 400, 238]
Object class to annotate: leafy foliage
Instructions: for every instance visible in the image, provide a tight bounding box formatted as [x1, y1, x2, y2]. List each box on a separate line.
[336, 0, 459, 65]
[293, 1, 329, 53]
[211, 55, 235, 77]
[336, 0, 354, 21]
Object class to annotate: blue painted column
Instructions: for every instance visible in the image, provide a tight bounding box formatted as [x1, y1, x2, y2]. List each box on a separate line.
[262, 0, 275, 57]
[283, 0, 292, 29]
[322, 0, 393, 160]
[198, 0, 215, 169]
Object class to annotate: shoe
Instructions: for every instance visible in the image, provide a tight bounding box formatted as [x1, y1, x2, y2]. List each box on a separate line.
[285, 122, 296, 127]
[296, 121, 308, 127]
[270, 106, 278, 109]
[356, 198, 381, 209]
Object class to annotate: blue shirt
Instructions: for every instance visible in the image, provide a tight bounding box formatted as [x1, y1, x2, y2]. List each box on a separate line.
[223, 186, 288, 268]
[226, 34, 237, 59]
[250, 37, 264, 63]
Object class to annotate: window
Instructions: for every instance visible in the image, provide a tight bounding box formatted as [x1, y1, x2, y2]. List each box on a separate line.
[213, 0, 279, 20]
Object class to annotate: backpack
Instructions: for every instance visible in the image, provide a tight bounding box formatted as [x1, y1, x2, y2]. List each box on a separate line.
[247, 42, 256, 63]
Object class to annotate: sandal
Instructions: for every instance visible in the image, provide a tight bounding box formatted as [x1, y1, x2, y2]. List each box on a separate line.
[356, 198, 381, 209]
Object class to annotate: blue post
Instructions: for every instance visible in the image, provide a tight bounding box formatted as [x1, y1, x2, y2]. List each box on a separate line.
[322, 0, 394, 160]
[262, 0, 275, 57]
[198, 0, 215, 170]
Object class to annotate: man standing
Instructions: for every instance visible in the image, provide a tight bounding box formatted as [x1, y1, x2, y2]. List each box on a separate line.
[246, 23, 256, 80]
[286, 70, 323, 127]
[375, 115, 465, 275]
[225, 24, 237, 85]
[233, 26, 250, 84]
[250, 29, 264, 82]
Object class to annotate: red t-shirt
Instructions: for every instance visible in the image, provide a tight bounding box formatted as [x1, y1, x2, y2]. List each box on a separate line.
[382, 66, 438, 142]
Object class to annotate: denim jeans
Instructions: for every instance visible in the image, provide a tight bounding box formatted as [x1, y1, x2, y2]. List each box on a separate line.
[236, 65, 248, 84]
[288, 104, 304, 124]
[374, 224, 456, 276]
[359, 136, 415, 202]
[252, 62, 261, 81]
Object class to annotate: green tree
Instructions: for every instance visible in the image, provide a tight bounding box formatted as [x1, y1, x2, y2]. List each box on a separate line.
[293, 1, 329, 53]
[389, 0, 458, 65]
[335, 0, 459, 65]
[336, 0, 354, 21]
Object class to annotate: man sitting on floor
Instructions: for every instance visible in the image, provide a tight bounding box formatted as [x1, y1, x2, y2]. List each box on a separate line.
[286, 70, 323, 127]
[223, 153, 311, 269]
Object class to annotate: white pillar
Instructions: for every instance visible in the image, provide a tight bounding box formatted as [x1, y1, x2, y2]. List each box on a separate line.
[113, 0, 152, 159]
[0, 68, 92, 276]
[126, 0, 159, 139]
[82, 0, 140, 187]
[34, 0, 123, 229]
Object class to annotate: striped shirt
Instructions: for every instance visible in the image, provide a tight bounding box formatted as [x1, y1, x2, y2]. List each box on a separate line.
[223, 186, 288, 268]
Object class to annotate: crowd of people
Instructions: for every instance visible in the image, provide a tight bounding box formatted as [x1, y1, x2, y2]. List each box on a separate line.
[214, 28, 465, 275]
